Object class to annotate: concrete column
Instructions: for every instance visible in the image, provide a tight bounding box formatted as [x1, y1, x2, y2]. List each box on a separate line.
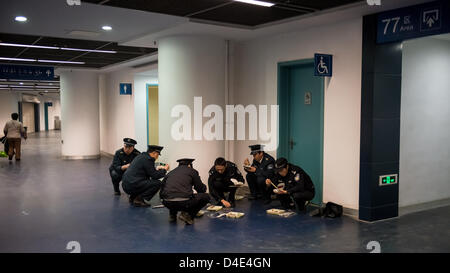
[158, 35, 226, 179]
[60, 70, 100, 159]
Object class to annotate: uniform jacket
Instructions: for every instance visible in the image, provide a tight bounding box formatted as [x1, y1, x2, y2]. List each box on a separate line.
[160, 165, 207, 200]
[122, 152, 166, 185]
[271, 164, 315, 194]
[109, 148, 141, 174]
[208, 161, 245, 186]
[245, 152, 276, 180]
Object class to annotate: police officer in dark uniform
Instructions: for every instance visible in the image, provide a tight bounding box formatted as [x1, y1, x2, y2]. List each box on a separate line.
[208, 157, 245, 208]
[122, 145, 169, 207]
[267, 157, 315, 211]
[160, 158, 210, 225]
[109, 138, 140, 196]
[244, 144, 276, 203]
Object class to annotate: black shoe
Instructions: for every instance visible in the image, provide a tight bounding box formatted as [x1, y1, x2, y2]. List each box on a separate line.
[114, 191, 121, 196]
[248, 195, 258, 200]
[8, 156, 12, 161]
[179, 212, 194, 225]
[169, 214, 177, 222]
[263, 199, 272, 205]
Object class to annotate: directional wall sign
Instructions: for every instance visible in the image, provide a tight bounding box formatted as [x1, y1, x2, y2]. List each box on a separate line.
[377, 0, 450, 44]
[314, 53, 333, 77]
[0, 64, 54, 81]
[120, 83, 132, 95]
[379, 174, 398, 186]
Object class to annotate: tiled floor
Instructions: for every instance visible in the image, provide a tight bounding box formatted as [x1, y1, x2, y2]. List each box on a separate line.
[0, 131, 449, 253]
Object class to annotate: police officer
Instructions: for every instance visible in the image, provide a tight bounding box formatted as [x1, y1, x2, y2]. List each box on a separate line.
[109, 138, 140, 196]
[208, 157, 245, 208]
[122, 145, 169, 207]
[267, 157, 315, 211]
[160, 158, 210, 225]
[244, 144, 276, 203]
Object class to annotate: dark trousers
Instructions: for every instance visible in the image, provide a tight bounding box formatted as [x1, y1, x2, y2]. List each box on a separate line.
[246, 173, 271, 199]
[109, 169, 122, 192]
[163, 193, 210, 218]
[7, 138, 21, 160]
[278, 191, 315, 210]
[209, 180, 237, 205]
[122, 179, 162, 201]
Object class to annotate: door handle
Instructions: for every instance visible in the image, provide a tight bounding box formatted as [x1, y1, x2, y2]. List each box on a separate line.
[289, 139, 296, 150]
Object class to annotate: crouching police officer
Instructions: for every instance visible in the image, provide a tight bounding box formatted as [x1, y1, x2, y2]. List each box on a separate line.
[266, 158, 315, 211]
[208, 157, 245, 208]
[109, 138, 140, 195]
[160, 158, 210, 225]
[122, 145, 169, 207]
[244, 144, 276, 203]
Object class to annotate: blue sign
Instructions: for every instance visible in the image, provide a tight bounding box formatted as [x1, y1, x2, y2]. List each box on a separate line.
[377, 0, 449, 44]
[120, 83, 132, 95]
[314, 54, 333, 77]
[0, 64, 54, 81]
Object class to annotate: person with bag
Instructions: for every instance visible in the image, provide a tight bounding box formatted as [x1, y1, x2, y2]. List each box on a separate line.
[3, 113, 26, 161]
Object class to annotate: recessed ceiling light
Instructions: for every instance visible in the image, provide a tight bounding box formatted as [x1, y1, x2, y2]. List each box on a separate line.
[102, 26, 112, 31]
[233, 0, 275, 7]
[15, 16, 27, 22]
[20, 82, 23, 85]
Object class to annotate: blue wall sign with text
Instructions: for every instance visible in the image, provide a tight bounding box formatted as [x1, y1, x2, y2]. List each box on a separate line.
[314, 54, 333, 77]
[0, 64, 54, 81]
[377, 0, 449, 44]
[120, 83, 132, 95]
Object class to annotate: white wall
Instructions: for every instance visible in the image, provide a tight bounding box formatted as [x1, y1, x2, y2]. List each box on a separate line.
[99, 69, 135, 155]
[232, 18, 362, 209]
[0, 92, 19, 134]
[158, 36, 226, 182]
[399, 37, 450, 207]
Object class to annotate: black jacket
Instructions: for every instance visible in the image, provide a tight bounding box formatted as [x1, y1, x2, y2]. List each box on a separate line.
[109, 148, 140, 174]
[245, 152, 276, 180]
[208, 161, 244, 201]
[122, 152, 166, 185]
[271, 164, 315, 194]
[160, 165, 207, 200]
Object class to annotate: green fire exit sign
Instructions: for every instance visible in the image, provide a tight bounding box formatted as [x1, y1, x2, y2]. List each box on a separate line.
[379, 174, 398, 186]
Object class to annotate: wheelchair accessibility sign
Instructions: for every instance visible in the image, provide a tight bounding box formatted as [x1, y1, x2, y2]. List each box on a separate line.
[314, 53, 333, 77]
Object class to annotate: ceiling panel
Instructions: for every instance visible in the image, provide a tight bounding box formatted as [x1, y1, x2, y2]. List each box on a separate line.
[0, 33, 156, 68]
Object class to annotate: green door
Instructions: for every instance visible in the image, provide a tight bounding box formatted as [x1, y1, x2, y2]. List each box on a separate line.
[279, 60, 324, 205]
[44, 103, 49, 131]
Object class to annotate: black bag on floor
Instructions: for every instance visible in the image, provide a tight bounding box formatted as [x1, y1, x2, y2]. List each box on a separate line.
[309, 202, 343, 218]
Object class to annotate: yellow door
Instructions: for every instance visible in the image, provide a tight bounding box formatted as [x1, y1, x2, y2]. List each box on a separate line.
[147, 85, 159, 145]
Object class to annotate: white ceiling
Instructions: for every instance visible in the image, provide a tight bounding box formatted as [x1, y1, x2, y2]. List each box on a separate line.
[0, 0, 186, 43]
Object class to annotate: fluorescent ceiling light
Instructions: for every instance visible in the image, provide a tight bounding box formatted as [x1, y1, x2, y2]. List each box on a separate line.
[0, 57, 35, 62]
[15, 16, 27, 22]
[0, 43, 58, 50]
[60, 47, 116, 54]
[102, 26, 112, 31]
[38, 59, 85, 64]
[0, 43, 116, 53]
[233, 0, 275, 7]
[0, 57, 85, 64]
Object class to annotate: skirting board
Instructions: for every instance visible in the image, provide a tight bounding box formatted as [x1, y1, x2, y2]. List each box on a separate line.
[399, 198, 450, 216]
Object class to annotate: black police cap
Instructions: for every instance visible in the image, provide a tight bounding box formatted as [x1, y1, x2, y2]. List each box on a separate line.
[275, 157, 288, 171]
[177, 158, 195, 165]
[249, 144, 264, 155]
[147, 145, 164, 154]
[123, 138, 137, 146]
